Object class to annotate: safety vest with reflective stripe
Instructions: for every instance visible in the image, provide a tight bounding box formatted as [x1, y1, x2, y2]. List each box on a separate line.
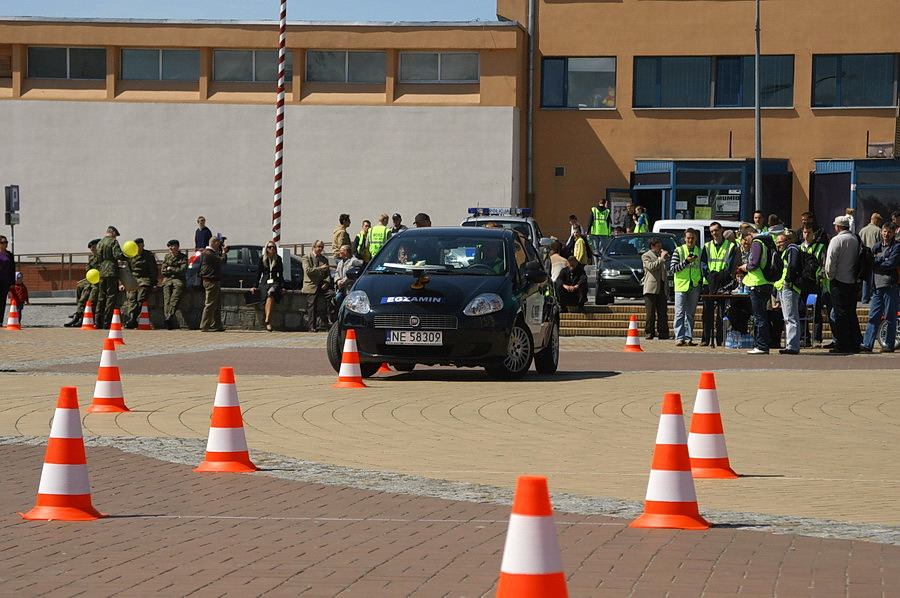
[673, 244, 702, 292]
[801, 242, 828, 292]
[774, 246, 800, 294]
[743, 238, 772, 287]
[367, 225, 389, 256]
[590, 207, 611, 236]
[702, 239, 731, 284]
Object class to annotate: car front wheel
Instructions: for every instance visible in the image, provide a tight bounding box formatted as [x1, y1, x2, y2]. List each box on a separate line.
[534, 318, 559, 375]
[326, 322, 343, 373]
[486, 320, 534, 380]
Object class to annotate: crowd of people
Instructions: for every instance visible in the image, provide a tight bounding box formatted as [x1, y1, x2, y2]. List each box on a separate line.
[644, 211, 899, 354]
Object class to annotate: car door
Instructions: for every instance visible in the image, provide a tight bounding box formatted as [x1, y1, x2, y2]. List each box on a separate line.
[514, 235, 547, 344]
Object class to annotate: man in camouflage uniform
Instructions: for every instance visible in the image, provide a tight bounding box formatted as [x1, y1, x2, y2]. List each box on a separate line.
[95, 226, 125, 329]
[124, 238, 159, 329]
[160, 239, 188, 329]
[64, 238, 101, 327]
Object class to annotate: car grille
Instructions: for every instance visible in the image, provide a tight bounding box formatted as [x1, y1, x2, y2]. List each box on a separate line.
[373, 314, 458, 329]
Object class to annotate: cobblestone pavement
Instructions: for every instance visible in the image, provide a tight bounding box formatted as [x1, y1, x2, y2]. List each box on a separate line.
[1, 325, 899, 596]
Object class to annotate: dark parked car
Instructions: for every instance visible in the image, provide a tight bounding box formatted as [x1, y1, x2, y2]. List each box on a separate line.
[327, 226, 560, 380]
[219, 244, 304, 289]
[595, 233, 677, 303]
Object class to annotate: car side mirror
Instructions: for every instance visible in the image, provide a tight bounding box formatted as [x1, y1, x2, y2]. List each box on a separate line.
[346, 266, 363, 280]
[524, 261, 547, 284]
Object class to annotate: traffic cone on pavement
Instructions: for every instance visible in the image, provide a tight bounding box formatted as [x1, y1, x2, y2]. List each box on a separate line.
[332, 329, 368, 388]
[80, 301, 96, 330]
[688, 372, 739, 479]
[622, 315, 643, 352]
[107, 309, 125, 345]
[496, 475, 568, 598]
[20, 386, 108, 521]
[376, 362, 392, 373]
[136, 302, 153, 330]
[195, 367, 258, 473]
[87, 338, 131, 413]
[630, 393, 711, 530]
[5, 298, 21, 330]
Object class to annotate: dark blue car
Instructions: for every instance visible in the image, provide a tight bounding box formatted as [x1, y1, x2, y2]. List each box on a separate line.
[327, 227, 560, 380]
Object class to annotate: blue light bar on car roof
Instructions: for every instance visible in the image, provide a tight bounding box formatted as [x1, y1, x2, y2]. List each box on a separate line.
[467, 207, 532, 216]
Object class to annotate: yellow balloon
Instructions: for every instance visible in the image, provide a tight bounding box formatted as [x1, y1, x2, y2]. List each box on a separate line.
[122, 240, 139, 258]
[85, 269, 100, 284]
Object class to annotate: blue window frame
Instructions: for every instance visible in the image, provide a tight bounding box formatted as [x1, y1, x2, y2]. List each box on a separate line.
[634, 55, 794, 108]
[812, 54, 898, 107]
[541, 57, 616, 108]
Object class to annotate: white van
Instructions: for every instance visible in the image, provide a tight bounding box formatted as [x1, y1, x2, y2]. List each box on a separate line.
[652, 219, 744, 247]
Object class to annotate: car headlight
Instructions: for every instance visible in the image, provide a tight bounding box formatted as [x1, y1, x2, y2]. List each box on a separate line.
[601, 268, 621, 277]
[463, 293, 504, 316]
[345, 290, 371, 314]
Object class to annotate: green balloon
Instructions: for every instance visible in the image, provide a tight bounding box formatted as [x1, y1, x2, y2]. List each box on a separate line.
[122, 240, 139, 258]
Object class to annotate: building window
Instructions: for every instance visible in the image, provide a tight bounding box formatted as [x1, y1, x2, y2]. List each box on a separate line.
[541, 57, 616, 108]
[813, 54, 898, 107]
[306, 51, 386, 83]
[27, 47, 106, 79]
[399, 52, 479, 83]
[121, 49, 199, 81]
[633, 55, 794, 108]
[213, 49, 293, 82]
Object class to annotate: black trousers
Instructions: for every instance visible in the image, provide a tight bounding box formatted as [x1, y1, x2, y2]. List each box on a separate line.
[701, 297, 727, 345]
[830, 280, 861, 351]
[643, 293, 669, 338]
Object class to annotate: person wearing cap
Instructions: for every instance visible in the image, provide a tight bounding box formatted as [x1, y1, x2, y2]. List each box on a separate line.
[123, 238, 159, 329]
[390, 213, 408, 236]
[65, 239, 102, 327]
[413, 213, 431, 228]
[161, 239, 188, 329]
[331, 213, 351, 259]
[824, 215, 862, 352]
[199, 234, 228, 332]
[95, 226, 125, 328]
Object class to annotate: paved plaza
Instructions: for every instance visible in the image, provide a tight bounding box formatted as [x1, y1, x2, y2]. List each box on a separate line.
[1, 325, 899, 596]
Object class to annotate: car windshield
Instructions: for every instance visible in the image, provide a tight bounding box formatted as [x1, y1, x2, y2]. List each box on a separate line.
[606, 236, 676, 256]
[369, 236, 508, 275]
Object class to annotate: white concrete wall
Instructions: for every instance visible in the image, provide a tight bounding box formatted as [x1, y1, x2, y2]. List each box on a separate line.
[0, 101, 519, 254]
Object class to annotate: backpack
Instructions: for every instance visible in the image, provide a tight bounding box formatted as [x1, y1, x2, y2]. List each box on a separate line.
[792, 247, 820, 294]
[756, 235, 782, 283]
[854, 234, 874, 282]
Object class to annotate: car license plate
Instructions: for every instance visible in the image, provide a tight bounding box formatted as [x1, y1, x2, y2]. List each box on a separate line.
[386, 330, 442, 345]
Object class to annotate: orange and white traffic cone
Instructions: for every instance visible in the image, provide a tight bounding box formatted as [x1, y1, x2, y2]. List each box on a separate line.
[332, 329, 368, 389]
[20, 386, 108, 521]
[688, 372, 739, 479]
[376, 362, 392, 374]
[136, 302, 153, 330]
[496, 475, 568, 598]
[5, 298, 21, 330]
[87, 338, 131, 413]
[80, 301, 96, 330]
[107, 308, 125, 345]
[195, 367, 258, 473]
[622, 315, 643, 352]
[630, 393, 710, 530]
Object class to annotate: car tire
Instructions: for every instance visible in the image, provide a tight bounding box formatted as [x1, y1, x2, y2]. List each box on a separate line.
[326, 322, 343, 373]
[485, 319, 534, 380]
[392, 363, 415, 372]
[534, 318, 559, 375]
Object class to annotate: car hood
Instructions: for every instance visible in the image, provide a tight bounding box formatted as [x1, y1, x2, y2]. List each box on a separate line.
[600, 254, 643, 271]
[355, 272, 510, 308]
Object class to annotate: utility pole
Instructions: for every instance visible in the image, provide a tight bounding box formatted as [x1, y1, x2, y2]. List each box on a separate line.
[754, 0, 762, 213]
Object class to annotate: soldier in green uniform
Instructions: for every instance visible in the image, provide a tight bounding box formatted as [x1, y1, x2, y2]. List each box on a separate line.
[124, 238, 159, 329]
[160, 239, 188, 329]
[95, 226, 125, 329]
[64, 238, 101, 327]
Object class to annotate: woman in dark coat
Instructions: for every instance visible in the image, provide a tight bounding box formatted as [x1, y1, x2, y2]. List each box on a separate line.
[251, 242, 284, 331]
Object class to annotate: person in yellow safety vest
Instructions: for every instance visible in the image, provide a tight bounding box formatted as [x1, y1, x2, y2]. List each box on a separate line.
[352, 220, 371, 263]
[774, 230, 803, 354]
[670, 228, 702, 346]
[633, 205, 650, 233]
[800, 222, 829, 346]
[737, 230, 776, 354]
[699, 221, 737, 346]
[587, 197, 611, 259]
[367, 213, 391, 258]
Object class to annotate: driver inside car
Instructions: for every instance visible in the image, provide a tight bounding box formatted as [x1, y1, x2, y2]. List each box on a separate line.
[472, 242, 505, 274]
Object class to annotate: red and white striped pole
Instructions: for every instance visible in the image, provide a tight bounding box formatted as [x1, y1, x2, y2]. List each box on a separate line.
[272, 0, 287, 243]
